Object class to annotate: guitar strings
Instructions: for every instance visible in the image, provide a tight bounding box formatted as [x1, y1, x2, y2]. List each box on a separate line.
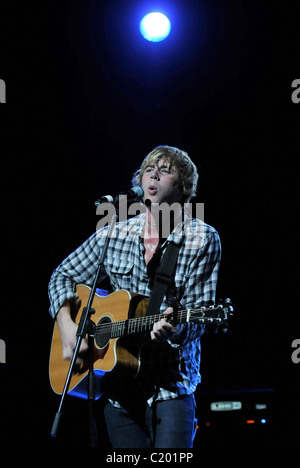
[93, 312, 181, 339]
[94, 306, 223, 337]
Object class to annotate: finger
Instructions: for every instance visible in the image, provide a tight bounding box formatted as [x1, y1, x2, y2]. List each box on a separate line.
[63, 339, 88, 364]
[151, 330, 168, 341]
[163, 307, 173, 316]
[75, 356, 84, 366]
[151, 324, 174, 341]
[159, 319, 177, 335]
[79, 338, 89, 352]
[158, 318, 176, 332]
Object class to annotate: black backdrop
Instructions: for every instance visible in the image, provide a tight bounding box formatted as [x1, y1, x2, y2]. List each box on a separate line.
[0, 0, 299, 449]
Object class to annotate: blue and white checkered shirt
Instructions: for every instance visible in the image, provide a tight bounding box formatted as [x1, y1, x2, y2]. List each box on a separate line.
[48, 212, 221, 405]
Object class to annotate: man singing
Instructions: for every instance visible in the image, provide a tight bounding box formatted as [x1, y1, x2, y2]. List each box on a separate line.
[48, 145, 221, 448]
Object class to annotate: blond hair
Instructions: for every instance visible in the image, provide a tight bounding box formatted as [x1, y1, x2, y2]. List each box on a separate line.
[132, 145, 198, 203]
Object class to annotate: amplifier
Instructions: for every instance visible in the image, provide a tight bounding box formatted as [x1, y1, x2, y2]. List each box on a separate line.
[196, 387, 274, 425]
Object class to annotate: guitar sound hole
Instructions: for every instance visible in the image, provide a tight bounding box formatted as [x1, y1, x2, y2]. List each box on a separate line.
[95, 316, 112, 348]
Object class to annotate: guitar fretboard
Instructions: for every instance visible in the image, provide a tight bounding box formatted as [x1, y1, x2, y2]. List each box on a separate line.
[110, 311, 184, 338]
[95, 306, 224, 341]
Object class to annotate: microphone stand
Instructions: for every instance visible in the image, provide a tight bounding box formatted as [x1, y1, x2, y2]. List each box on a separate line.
[50, 208, 118, 447]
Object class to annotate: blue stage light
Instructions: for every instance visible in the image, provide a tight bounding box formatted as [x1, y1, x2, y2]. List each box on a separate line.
[140, 12, 171, 42]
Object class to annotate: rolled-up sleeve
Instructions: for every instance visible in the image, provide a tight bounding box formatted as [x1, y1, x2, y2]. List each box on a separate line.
[48, 230, 107, 318]
[171, 229, 221, 345]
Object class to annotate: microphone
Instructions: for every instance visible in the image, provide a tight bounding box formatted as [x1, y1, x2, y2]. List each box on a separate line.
[94, 186, 144, 206]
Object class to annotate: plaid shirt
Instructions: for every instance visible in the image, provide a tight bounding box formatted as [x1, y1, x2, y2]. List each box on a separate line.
[48, 212, 221, 405]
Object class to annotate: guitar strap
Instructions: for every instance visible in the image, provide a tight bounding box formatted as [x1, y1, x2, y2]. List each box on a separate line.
[145, 241, 181, 316]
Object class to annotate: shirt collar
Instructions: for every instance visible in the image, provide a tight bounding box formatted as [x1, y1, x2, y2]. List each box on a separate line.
[128, 212, 187, 247]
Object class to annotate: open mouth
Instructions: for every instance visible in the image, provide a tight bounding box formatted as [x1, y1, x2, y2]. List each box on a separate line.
[148, 185, 157, 195]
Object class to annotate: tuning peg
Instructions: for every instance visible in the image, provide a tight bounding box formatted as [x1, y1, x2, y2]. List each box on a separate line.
[224, 298, 232, 305]
[223, 298, 234, 314]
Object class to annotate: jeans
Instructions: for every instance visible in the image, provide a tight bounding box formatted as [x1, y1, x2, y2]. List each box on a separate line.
[103, 394, 196, 448]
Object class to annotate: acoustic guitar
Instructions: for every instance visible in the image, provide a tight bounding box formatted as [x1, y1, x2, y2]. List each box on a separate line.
[49, 284, 233, 399]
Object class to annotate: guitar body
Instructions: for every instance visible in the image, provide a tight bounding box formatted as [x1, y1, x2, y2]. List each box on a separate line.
[49, 285, 149, 399]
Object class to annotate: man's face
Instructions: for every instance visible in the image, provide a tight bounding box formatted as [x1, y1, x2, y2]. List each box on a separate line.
[141, 159, 181, 205]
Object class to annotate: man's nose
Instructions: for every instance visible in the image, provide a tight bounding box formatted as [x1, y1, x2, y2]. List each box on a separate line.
[151, 167, 160, 180]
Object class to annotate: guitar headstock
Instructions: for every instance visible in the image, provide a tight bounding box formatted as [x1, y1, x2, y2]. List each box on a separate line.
[190, 298, 234, 332]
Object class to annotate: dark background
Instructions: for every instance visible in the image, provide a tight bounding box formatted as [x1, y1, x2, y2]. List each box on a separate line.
[0, 0, 299, 449]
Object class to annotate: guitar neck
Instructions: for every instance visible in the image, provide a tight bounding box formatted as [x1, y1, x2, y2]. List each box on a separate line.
[109, 307, 215, 339]
[111, 312, 175, 338]
[94, 296, 231, 346]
